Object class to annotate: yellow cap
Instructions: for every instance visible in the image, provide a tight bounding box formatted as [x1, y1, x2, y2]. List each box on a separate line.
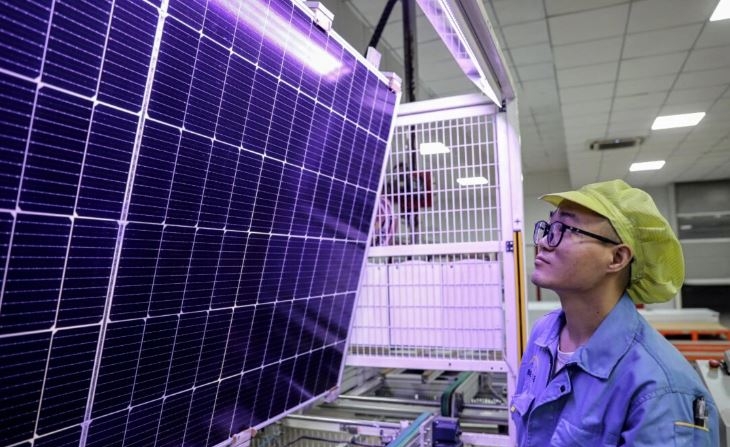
[539, 179, 684, 304]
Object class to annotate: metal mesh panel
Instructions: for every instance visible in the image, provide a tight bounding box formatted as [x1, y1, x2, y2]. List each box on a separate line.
[349, 101, 509, 371]
[376, 113, 498, 246]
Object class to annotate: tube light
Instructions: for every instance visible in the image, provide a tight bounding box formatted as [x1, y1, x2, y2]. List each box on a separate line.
[419, 142, 450, 155]
[629, 160, 665, 172]
[456, 176, 488, 186]
[711, 0, 730, 21]
[651, 112, 705, 130]
[416, 0, 500, 104]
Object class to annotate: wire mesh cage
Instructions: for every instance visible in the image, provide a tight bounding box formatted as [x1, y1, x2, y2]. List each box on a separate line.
[375, 113, 499, 247]
[348, 95, 520, 372]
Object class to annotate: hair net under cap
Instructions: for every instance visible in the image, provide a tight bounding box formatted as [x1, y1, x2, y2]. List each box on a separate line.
[539, 179, 684, 304]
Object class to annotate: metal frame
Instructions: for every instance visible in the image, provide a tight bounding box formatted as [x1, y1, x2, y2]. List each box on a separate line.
[346, 94, 523, 446]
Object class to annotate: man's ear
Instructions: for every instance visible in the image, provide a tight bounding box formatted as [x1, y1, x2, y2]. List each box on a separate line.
[607, 244, 633, 273]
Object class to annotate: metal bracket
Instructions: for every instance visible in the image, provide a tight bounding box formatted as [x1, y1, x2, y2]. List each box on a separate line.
[229, 428, 255, 447]
[324, 385, 340, 403]
[499, 99, 507, 112]
[305, 2, 334, 32]
[506, 241, 514, 252]
[366, 46, 382, 69]
[383, 72, 402, 93]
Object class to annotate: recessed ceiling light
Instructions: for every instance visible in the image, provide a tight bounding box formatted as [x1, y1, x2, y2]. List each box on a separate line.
[651, 112, 705, 130]
[711, 0, 730, 21]
[630, 160, 665, 172]
[419, 142, 450, 155]
[456, 176, 488, 186]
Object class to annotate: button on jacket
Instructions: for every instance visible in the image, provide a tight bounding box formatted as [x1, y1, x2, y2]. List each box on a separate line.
[511, 295, 719, 446]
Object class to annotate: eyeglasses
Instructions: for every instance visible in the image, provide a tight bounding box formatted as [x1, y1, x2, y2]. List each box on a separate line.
[533, 220, 621, 248]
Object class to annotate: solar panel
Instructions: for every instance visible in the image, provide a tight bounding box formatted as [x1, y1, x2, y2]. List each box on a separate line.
[0, 0, 398, 446]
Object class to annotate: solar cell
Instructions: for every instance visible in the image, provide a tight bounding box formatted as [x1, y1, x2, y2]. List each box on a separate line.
[0, 0, 398, 446]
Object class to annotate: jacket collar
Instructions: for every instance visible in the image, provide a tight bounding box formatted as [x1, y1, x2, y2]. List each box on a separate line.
[534, 294, 640, 379]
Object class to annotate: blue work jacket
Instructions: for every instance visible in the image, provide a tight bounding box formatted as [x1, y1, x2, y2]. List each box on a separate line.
[511, 294, 719, 446]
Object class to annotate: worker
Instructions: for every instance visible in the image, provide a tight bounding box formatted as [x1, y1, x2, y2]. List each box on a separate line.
[512, 179, 718, 445]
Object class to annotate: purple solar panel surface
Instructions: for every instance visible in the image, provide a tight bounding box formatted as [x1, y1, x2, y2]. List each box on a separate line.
[0, 0, 398, 446]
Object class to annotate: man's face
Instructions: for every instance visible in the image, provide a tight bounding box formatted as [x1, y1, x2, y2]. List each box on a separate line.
[531, 201, 619, 295]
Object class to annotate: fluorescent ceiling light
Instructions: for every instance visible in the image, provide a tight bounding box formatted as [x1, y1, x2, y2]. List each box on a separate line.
[456, 176, 488, 186]
[419, 142, 450, 155]
[711, 0, 730, 21]
[416, 0, 500, 104]
[651, 112, 705, 130]
[630, 160, 665, 172]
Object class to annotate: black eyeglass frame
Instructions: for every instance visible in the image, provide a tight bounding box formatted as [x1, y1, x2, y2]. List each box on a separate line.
[533, 220, 621, 248]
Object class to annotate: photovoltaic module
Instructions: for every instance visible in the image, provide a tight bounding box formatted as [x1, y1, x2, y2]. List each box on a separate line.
[0, 0, 398, 445]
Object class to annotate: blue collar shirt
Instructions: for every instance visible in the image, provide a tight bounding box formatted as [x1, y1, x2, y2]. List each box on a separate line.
[511, 294, 719, 446]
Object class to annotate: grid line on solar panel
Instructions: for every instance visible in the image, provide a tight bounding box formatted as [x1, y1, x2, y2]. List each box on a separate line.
[42, 0, 113, 96]
[36, 325, 100, 435]
[0, 0, 52, 78]
[34, 424, 81, 446]
[97, 1, 158, 112]
[183, 36, 227, 137]
[0, 73, 35, 209]
[0, 215, 71, 334]
[0, 331, 50, 445]
[75, 105, 138, 219]
[56, 218, 117, 327]
[19, 87, 92, 215]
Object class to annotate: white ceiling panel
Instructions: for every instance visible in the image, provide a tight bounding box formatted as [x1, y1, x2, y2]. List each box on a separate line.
[491, 0, 546, 26]
[502, 20, 550, 48]
[709, 97, 730, 113]
[518, 63, 556, 81]
[614, 75, 676, 96]
[674, 153, 730, 181]
[695, 21, 730, 48]
[416, 14, 439, 42]
[560, 82, 615, 104]
[520, 79, 560, 107]
[635, 145, 676, 159]
[563, 112, 610, 127]
[684, 46, 730, 71]
[564, 126, 607, 144]
[509, 43, 554, 66]
[659, 102, 716, 116]
[648, 155, 698, 180]
[627, 0, 717, 33]
[675, 67, 730, 89]
[599, 149, 637, 178]
[562, 98, 612, 118]
[609, 107, 660, 124]
[548, 4, 629, 46]
[622, 24, 702, 58]
[618, 52, 687, 80]
[612, 92, 667, 111]
[545, 0, 628, 17]
[557, 62, 618, 87]
[553, 37, 623, 69]
[682, 130, 728, 146]
[606, 122, 653, 137]
[569, 152, 602, 187]
[665, 85, 727, 106]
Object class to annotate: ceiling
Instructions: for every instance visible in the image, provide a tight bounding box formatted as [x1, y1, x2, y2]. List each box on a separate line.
[341, 0, 730, 189]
